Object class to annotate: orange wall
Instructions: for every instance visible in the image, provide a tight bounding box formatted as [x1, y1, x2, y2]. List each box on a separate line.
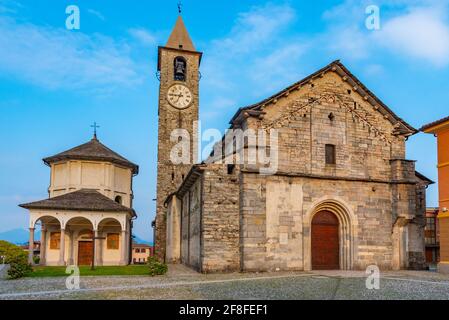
[438, 129, 449, 209]
[440, 218, 449, 261]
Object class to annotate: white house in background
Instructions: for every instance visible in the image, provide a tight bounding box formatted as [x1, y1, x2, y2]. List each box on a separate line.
[19, 133, 139, 266]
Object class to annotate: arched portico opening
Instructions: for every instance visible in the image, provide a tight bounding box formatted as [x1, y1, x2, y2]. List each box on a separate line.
[65, 217, 95, 266]
[304, 199, 357, 271]
[98, 217, 127, 266]
[32, 216, 61, 265]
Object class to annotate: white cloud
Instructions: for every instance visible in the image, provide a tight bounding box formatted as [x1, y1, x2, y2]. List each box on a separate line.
[375, 8, 449, 66]
[0, 16, 143, 92]
[128, 28, 157, 46]
[322, 0, 449, 67]
[324, 26, 370, 60]
[0, 0, 22, 14]
[87, 9, 105, 21]
[363, 64, 385, 76]
[211, 3, 295, 57]
[209, 97, 236, 109]
[202, 3, 304, 105]
[249, 43, 307, 91]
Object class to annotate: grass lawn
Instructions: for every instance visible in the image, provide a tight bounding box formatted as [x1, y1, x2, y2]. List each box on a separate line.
[28, 265, 151, 278]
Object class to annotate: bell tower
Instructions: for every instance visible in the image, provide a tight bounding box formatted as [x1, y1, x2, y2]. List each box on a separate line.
[155, 15, 202, 260]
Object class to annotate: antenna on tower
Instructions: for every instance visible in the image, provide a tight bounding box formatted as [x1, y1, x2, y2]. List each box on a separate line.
[177, 1, 182, 14]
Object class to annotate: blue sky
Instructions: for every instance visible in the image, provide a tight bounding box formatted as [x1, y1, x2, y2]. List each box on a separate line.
[1, 0, 448, 242]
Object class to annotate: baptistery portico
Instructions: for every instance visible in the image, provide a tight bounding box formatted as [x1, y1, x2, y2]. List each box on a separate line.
[20, 134, 139, 266]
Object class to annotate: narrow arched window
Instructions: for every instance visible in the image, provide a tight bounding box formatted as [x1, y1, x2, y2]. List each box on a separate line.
[115, 196, 122, 204]
[174, 56, 187, 81]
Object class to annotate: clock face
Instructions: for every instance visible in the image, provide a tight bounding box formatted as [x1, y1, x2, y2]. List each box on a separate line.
[167, 84, 193, 110]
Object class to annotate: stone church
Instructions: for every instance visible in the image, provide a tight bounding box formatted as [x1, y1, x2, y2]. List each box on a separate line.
[155, 15, 433, 272]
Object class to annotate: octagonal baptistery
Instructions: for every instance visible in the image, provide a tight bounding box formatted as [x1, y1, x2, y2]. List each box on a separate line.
[20, 135, 139, 266]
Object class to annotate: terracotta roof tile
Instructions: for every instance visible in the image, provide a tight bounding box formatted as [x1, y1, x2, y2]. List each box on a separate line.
[43, 137, 139, 174]
[166, 16, 195, 51]
[420, 116, 449, 132]
[19, 189, 134, 214]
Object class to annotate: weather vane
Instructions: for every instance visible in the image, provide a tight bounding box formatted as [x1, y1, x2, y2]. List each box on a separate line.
[177, 1, 182, 14]
[91, 122, 100, 139]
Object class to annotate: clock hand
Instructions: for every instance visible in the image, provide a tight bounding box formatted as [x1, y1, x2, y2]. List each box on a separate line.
[174, 94, 184, 103]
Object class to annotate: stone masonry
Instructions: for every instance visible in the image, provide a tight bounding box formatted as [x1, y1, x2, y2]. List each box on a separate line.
[158, 17, 431, 272]
[163, 60, 431, 272]
[155, 20, 201, 261]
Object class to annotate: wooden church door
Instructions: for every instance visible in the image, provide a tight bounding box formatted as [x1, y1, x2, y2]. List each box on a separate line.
[311, 211, 340, 270]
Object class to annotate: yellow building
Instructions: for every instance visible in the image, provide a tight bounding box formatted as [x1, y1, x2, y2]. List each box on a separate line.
[19, 134, 139, 266]
[131, 244, 153, 264]
[421, 116, 449, 273]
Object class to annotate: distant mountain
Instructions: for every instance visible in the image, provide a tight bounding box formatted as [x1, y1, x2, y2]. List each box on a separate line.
[0, 228, 41, 245]
[133, 234, 153, 246]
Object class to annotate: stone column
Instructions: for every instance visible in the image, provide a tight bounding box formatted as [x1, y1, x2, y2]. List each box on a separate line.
[40, 226, 46, 265]
[58, 229, 66, 266]
[120, 230, 127, 265]
[68, 231, 75, 265]
[126, 223, 131, 263]
[94, 230, 101, 266]
[28, 228, 35, 265]
[97, 231, 103, 266]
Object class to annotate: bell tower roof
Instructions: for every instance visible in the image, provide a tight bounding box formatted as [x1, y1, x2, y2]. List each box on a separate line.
[165, 15, 196, 51]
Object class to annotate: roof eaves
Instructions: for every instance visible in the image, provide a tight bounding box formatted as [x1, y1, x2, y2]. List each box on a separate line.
[229, 60, 417, 136]
[420, 116, 449, 132]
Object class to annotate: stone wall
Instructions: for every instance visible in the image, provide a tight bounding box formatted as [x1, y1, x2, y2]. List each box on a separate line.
[246, 72, 406, 180]
[155, 47, 200, 260]
[167, 66, 427, 272]
[234, 70, 425, 271]
[188, 179, 201, 269]
[166, 196, 181, 263]
[0, 264, 10, 280]
[240, 173, 403, 271]
[180, 178, 201, 269]
[201, 165, 240, 272]
[176, 165, 240, 273]
[181, 192, 189, 264]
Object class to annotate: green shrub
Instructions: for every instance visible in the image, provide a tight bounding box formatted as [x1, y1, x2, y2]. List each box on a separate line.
[0, 241, 33, 279]
[147, 256, 168, 276]
[33, 255, 40, 265]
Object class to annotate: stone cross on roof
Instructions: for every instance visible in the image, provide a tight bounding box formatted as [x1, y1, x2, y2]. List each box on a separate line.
[90, 122, 100, 140]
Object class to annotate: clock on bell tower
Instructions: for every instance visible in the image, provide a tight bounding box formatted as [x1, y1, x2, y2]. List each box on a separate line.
[155, 14, 202, 261]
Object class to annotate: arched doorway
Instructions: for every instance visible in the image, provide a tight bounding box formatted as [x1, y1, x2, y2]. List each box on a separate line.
[311, 210, 340, 270]
[65, 217, 94, 266]
[77, 230, 94, 266]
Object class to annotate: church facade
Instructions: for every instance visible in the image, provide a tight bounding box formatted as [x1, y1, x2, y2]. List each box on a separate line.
[156, 16, 432, 272]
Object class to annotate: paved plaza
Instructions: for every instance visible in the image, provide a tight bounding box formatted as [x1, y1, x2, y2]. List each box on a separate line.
[1, 265, 449, 300]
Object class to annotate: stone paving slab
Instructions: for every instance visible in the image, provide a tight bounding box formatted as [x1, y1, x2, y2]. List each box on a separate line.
[1, 266, 449, 300]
